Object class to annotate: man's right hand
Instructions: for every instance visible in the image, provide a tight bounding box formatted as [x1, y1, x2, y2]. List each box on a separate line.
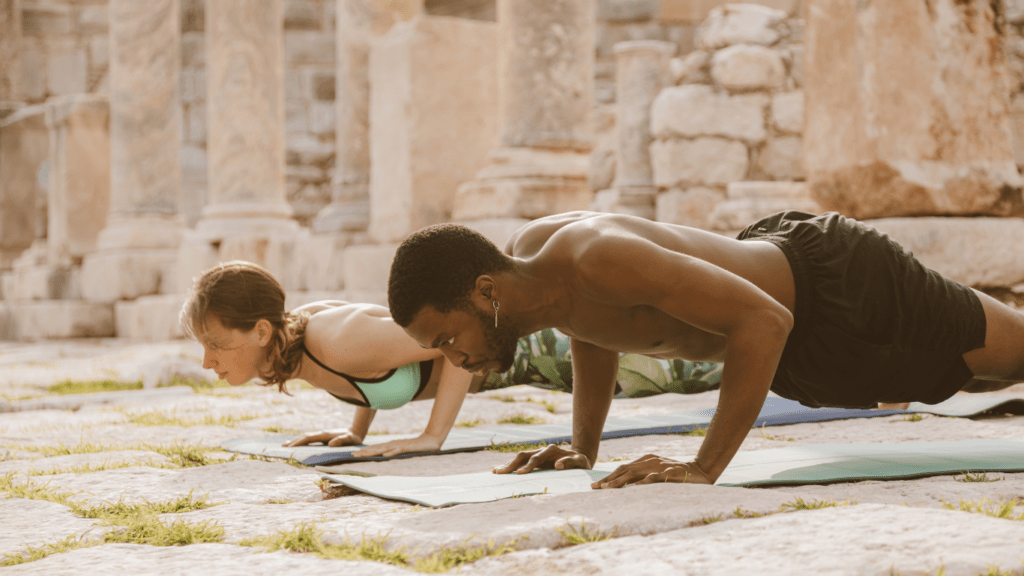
[282, 429, 363, 448]
[492, 444, 591, 475]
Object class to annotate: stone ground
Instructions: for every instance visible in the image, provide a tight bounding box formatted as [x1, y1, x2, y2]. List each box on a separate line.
[1, 339, 1024, 575]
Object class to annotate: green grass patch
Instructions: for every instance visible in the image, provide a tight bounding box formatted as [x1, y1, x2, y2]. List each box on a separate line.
[556, 519, 618, 546]
[17, 439, 116, 458]
[902, 414, 924, 422]
[24, 458, 165, 476]
[47, 379, 143, 395]
[15, 440, 226, 469]
[526, 398, 559, 413]
[488, 395, 517, 403]
[100, 515, 225, 546]
[366, 429, 390, 435]
[0, 534, 97, 566]
[242, 522, 520, 572]
[941, 498, 1024, 521]
[455, 418, 484, 428]
[485, 441, 547, 454]
[262, 426, 299, 434]
[157, 376, 231, 392]
[679, 426, 707, 437]
[779, 497, 853, 512]
[955, 471, 1002, 483]
[114, 407, 265, 428]
[497, 413, 544, 425]
[757, 425, 794, 442]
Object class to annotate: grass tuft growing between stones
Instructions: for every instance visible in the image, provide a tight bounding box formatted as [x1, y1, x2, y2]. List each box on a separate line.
[941, 498, 1024, 521]
[262, 426, 299, 434]
[955, 470, 1002, 483]
[556, 519, 619, 546]
[525, 398, 559, 413]
[241, 522, 520, 572]
[679, 426, 707, 437]
[488, 395, 517, 403]
[113, 407, 266, 428]
[497, 413, 545, 425]
[24, 458, 166, 476]
[46, 379, 142, 395]
[779, 497, 854, 512]
[455, 418, 484, 428]
[13, 439, 226, 468]
[486, 441, 547, 453]
[0, 534, 98, 566]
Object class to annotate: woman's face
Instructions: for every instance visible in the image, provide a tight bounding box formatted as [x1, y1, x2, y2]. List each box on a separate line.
[198, 314, 268, 386]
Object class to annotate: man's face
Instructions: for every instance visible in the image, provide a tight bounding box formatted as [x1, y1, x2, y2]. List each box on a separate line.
[404, 303, 519, 375]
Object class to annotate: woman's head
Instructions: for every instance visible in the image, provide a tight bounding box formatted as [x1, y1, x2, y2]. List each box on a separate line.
[180, 261, 307, 392]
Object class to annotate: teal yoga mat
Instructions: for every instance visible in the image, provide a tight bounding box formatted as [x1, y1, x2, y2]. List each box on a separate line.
[220, 395, 1024, 466]
[320, 436, 1024, 508]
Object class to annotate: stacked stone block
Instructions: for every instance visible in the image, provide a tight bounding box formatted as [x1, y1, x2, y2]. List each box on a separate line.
[650, 4, 807, 228]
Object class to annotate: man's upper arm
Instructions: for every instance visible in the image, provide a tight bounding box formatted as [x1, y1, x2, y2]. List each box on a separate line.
[572, 232, 792, 337]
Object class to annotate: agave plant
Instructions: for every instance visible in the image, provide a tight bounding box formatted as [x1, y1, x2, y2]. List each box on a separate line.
[484, 329, 722, 397]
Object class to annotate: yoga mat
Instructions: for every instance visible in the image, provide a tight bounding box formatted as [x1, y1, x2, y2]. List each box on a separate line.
[220, 394, 1024, 466]
[320, 436, 1024, 508]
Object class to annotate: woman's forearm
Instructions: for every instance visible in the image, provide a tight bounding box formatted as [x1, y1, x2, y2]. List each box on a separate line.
[350, 406, 376, 440]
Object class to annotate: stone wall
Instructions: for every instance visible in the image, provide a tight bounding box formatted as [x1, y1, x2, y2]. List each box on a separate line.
[19, 0, 108, 102]
[649, 4, 804, 228]
[999, 1, 1024, 172]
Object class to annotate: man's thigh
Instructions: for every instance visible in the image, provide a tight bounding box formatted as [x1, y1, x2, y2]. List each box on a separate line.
[962, 289, 1024, 381]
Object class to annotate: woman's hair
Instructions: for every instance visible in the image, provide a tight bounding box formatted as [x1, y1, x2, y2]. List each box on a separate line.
[180, 261, 308, 394]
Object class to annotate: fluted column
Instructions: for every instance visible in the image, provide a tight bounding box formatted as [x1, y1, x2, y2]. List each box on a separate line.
[313, 0, 422, 234]
[81, 0, 183, 303]
[198, 0, 294, 232]
[593, 40, 674, 219]
[452, 0, 596, 223]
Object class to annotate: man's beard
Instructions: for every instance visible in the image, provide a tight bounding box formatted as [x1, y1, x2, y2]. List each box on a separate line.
[472, 306, 519, 373]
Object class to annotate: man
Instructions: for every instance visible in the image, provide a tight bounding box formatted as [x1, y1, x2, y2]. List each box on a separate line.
[387, 211, 1024, 489]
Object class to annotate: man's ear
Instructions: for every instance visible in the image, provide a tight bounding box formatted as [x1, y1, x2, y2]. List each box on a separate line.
[255, 319, 273, 347]
[474, 275, 496, 303]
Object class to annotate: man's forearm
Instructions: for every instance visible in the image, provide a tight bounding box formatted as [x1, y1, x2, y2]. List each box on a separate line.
[569, 339, 620, 465]
[695, 313, 790, 482]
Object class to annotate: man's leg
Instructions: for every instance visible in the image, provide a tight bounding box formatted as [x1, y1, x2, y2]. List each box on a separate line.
[962, 289, 1024, 382]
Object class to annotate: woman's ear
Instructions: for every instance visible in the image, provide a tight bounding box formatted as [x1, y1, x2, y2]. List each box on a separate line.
[254, 319, 273, 347]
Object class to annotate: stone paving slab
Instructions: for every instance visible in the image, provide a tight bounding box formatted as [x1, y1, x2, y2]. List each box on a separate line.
[460, 504, 1024, 576]
[0, 498, 99, 559]
[0, 386, 195, 413]
[23, 461, 324, 506]
[0, 450, 171, 475]
[0, 543, 411, 576]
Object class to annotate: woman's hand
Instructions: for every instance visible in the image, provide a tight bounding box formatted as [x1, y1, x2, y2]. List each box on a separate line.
[351, 434, 442, 458]
[281, 429, 364, 448]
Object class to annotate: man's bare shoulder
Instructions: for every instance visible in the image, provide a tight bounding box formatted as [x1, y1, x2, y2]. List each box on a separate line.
[503, 211, 618, 259]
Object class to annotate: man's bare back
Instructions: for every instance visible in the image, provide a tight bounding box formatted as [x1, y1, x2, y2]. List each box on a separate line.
[502, 212, 797, 363]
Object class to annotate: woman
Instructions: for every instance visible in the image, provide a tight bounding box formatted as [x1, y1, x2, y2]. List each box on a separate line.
[181, 261, 722, 458]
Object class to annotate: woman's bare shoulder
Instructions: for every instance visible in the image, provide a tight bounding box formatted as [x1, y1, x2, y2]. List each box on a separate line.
[304, 302, 437, 372]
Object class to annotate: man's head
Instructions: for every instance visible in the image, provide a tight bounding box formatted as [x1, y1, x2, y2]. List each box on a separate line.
[388, 224, 519, 374]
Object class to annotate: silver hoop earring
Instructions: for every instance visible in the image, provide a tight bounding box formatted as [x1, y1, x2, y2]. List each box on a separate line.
[492, 300, 499, 328]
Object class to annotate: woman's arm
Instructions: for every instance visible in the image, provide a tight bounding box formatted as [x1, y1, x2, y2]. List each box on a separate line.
[280, 405, 378, 448]
[352, 358, 475, 457]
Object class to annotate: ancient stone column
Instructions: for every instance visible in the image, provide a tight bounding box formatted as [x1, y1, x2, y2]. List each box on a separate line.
[0, 0, 22, 120]
[197, 0, 294, 232]
[804, 0, 1021, 219]
[82, 0, 184, 303]
[592, 40, 674, 219]
[0, 107, 47, 271]
[313, 0, 423, 234]
[452, 0, 596, 227]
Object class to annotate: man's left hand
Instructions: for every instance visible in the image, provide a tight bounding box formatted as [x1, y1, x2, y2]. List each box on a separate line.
[592, 454, 712, 489]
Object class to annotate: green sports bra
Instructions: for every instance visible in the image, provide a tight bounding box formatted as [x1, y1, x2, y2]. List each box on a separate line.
[302, 345, 433, 410]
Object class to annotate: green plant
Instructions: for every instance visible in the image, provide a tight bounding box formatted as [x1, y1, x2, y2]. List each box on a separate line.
[488, 395, 517, 403]
[955, 471, 1002, 483]
[779, 497, 853, 511]
[47, 379, 143, 395]
[485, 441, 546, 453]
[526, 398, 559, 413]
[498, 413, 544, 425]
[262, 426, 299, 434]
[941, 498, 1024, 521]
[757, 424, 794, 442]
[455, 418, 484, 428]
[414, 537, 522, 572]
[902, 414, 924, 422]
[680, 427, 707, 437]
[0, 534, 97, 566]
[556, 519, 618, 546]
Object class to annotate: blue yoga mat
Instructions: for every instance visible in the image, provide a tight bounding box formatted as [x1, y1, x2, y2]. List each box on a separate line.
[320, 436, 1024, 508]
[220, 395, 1024, 466]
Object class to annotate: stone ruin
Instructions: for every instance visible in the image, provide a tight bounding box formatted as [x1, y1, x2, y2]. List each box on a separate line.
[1, 0, 1024, 342]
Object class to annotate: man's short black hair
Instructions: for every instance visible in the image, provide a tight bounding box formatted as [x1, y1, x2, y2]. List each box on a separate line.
[388, 224, 513, 327]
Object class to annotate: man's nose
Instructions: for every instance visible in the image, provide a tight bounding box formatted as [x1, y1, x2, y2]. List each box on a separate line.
[439, 346, 468, 369]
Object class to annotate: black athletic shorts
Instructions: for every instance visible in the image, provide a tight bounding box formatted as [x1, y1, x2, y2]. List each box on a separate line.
[736, 211, 986, 409]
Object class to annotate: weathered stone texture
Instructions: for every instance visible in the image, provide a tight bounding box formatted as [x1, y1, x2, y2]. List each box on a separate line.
[588, 105, 617, 194]
[711, 44, 785, 91]
[1, 300, 114, 340]
[662, 0, 798, 24]
[367, 16, 499, 243]
[805, 0, 1021, 218]
[655, 186, 726, 227]
[497, 0, 595, 150]
[651, 137, 750, 187]
[0, 0, 21, 101]
[671, 50, 711, 85]
[695, 3, 787, 49]
[652, 84, 768, 143]
[707, 181, 819, 230]
[44, 94, 110, 264]
[202, 0, 292, 224]
[771, 90, 802, 134]
[756, 135, 804, 180]
[0, 107, 47, 269]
